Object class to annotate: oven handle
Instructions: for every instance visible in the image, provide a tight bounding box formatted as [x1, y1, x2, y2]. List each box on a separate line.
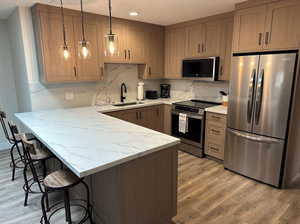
[172, 110, 203, 120]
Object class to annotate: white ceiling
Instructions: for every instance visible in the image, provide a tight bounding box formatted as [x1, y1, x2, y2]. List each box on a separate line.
[0, 0, 244, 25]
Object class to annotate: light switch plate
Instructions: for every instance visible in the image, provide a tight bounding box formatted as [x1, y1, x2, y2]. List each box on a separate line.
[65, 91, 74, 101]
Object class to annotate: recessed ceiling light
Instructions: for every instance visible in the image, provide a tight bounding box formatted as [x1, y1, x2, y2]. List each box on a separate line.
[129, 12, 139, 16]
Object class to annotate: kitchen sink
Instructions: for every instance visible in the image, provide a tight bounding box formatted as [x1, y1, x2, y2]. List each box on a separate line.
[113, 102, 144, 107]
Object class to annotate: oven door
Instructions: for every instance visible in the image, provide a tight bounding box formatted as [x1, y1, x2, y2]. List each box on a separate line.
[171, 110, 204, 147]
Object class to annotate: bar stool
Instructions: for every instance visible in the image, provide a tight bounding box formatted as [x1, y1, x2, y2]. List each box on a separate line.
[0, 110, 30, 181]
[21, 134, 93, 224]
[9, 125, 54, 206]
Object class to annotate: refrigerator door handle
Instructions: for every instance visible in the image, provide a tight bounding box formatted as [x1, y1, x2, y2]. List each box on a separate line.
[255, 69, 265, 125]
[247, 69, 256, 123]
[227, 129, 282, 144]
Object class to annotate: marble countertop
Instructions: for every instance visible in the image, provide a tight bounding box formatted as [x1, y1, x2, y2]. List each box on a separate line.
[205, 105, 228, 115]
[95, 98, 189, 113]
[15, 106, 180, 178]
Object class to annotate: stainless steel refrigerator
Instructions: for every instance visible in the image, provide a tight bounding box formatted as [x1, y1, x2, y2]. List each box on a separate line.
[225, 52, 298, 187]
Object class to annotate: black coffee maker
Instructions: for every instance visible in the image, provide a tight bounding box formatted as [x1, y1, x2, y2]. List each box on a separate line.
[160, 84, 171, 98]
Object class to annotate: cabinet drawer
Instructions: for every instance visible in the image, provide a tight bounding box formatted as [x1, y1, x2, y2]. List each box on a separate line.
[205, 140, 224, 160]
[206, 122, 226, 141]
[206, 112, 227, 126]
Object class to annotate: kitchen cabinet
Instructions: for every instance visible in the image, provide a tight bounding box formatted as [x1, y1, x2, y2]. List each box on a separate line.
[32, 4, 103, 83]
[232, 5, 267, 53]
[164, 27, 187, 79]
[163, 105, 172, 135]
[73, 16, 103, 81]
[219, 19, 233, 81]
[105, 105, 165, 133]
[202, 21, 223, 56]
[205, 112, 227, 160]
[264, 0, 300, 50]
[186, 23, 205, 57]
[139, 26, 165, 79]
[233, 0, 300, 53]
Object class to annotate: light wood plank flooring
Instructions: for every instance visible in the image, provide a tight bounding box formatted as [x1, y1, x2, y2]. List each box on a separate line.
[1, 150, 300, 223]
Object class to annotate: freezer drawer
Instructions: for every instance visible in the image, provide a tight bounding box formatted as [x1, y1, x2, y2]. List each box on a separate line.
[224, 128, 284, 187]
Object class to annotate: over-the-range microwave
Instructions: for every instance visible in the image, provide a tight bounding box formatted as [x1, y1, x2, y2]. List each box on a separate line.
[182, 57, 220, 81]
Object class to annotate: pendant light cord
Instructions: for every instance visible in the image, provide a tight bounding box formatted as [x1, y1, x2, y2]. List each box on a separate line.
[108, 0, 113, 35]
[60, 0, 67, 47]
[80, 0, 86, 42]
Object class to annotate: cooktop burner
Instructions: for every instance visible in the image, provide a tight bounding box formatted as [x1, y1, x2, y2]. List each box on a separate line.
[174, 100, 221, 109]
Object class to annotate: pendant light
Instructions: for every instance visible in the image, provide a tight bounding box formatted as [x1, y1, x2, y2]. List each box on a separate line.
[79, 0, 91, 59]
[104, 0, 119, 57]
[60, 0, 69, 60]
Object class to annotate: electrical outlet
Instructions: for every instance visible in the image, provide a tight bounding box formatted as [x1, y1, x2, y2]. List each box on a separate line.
[65, 92, 74, 101]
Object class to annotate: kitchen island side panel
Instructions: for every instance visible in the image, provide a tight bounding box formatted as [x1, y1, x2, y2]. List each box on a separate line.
[91, 146, 178, 224]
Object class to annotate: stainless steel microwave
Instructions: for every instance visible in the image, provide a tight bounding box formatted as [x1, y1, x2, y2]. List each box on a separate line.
[182, 57, 219, 81]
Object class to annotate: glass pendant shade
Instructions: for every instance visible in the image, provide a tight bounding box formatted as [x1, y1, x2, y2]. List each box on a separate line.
[62, 45, 70, 60]
[104, 34, 119, 57]
[78, 40, 91, 59]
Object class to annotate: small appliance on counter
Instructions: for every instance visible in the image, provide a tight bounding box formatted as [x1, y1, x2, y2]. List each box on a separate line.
[160, 84, 171, 98]
[137, 82, 144, 101]
[145, 90, 159, 99]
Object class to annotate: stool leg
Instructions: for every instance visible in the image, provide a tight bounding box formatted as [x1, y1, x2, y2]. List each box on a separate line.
[82, 180, 93, 224]
[45, 187, 50, 212]
[41, 192, 49, 224]
[23, 163, 29, 207]
[64, 190, 72, 224]
[41, 160, 47, 178]
[10, 143, 16, 181]
[15, 142, 24, 163]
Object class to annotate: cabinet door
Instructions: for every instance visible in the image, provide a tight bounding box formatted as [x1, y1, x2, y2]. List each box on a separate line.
[127, 22, 147, 63]
[74, 17, 102, 81]
[39, 12, 77, 83]
[264, 0, 300, 50]
[143, 26, 165, 79]
[219, 19, 234, 81]
[203, 21, 222, 56]
[164, 27, 186, 79]
[186, 23, 205, 57]
[233, 5, 267, 53]
[122, 109, 139, 124]
[102, 19, 127, 63]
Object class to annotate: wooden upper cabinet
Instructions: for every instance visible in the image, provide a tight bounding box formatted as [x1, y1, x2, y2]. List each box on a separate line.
[203, 21, 223, 56]
[232, 5, 267, 53]
[186, 23, 205, 57]
[139, 26, 165, 79]
[37, 12, 77, 83]
[32, 4, 103, 83]
[219, 19, 233, 81]
[164, 27, 186, 79]
[233, 0, 300, 53]
[264, 0, 300, 50]
[127, 22, 147, 63]
[73, 16, 102, 81]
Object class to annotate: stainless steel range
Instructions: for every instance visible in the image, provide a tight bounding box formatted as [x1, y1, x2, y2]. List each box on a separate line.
[172, 100, 221, 157]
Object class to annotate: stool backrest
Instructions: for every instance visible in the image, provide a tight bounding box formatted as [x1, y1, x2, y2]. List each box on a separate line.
[7, 121, 19, 143]
[0, 111, 12, 143]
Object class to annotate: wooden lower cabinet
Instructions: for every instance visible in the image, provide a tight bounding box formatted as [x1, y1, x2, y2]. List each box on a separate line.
[105, 105, 165, 133]
[204, 112, 227, 160]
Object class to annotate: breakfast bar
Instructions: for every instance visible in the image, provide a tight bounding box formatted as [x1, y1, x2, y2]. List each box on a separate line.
[15, 106, 180, 224]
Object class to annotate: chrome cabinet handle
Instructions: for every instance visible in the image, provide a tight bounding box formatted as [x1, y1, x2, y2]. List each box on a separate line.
[149, 67, 152, 75]
[265, 32, 270, 45]
[202, 43, 205, 52]
[128, 50, 131, 60]
[211, 129, 221, 134]
[220, 66, 223, 76]
[247, 69, 256, 124]
[198, 44, 201, 53]
[136, 112, 139, 120]
[209, 146, 220, 152]
[258, 33, 262, 46]
[139, 111, 142, 119]
[255, 69, 264, 125]
[124, 50, 127, 59]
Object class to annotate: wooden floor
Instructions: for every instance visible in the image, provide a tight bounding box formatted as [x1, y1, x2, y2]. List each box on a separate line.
[1, 150, 300, 223]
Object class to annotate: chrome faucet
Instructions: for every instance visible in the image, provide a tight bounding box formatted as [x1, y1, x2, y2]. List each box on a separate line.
[120, 83, 127, 103]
